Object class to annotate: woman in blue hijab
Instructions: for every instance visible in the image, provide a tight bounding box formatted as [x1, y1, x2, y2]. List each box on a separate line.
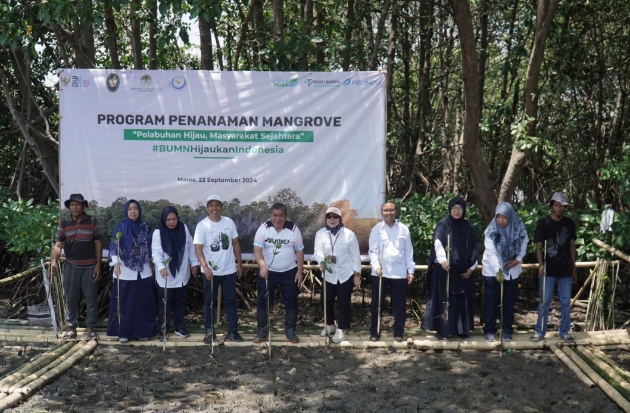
[107, 200, 156, 342]
[151, 206, 200, 341]
[481, 202, 528, 342]
[422, 197, 479, 341]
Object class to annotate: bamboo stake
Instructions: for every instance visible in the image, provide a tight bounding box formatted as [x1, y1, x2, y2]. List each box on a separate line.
[550, 344, 595, 387]
[578, 346, 630, 395]
[0, 339, 97, 412]
[0, 342, 75, 390]
[571, 269, 595, 307]
[593, 239, 630, 263]
[561, 346, 630, 412]
[8, 341, 87, 393]
[0, 266, 42, 288]
[590, 347, 630, 385]
[443, 234, 451, 322]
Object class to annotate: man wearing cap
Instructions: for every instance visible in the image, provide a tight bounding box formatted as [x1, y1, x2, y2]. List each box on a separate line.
[51, 194, 102, 340]
[368, 202, 415, 343]
[194, 195, 244, 343]
[530, 192, 577, 344]
[252, 203, 305, 344]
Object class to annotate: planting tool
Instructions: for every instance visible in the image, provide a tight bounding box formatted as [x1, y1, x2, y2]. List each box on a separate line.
[377, 239, 384, 337]
[539, 240, 547, 336]
[266, 278, 271, 359]
[442, 234, 451, 321]
[498, 267, 505, 357]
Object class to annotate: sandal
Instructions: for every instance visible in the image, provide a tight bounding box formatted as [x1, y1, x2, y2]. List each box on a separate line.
[87, 332, 99, 340]
[62, 331, 77, 341]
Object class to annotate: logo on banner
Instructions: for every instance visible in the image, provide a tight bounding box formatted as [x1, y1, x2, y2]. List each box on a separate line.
[343, 79, 382, 87]
[60, 75, 91, 88]
[271, 76, 298, 88]
[106, 73, 120, 92]
[303, 78, 340, 88]
[170, 75, 187, 91]
[140, 75, 153, 87]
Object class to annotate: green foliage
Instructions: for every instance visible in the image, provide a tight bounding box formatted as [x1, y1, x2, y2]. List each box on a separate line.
[394, 194, 630, 265]
[0, 193, 59, 265]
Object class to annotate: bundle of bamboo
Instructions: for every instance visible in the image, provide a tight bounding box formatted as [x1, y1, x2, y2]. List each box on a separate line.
[0, 339, 97, 411]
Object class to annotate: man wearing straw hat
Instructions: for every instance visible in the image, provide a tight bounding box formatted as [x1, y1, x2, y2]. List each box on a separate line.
[530, 192, 577, 344]
[51, 193, 103, 340]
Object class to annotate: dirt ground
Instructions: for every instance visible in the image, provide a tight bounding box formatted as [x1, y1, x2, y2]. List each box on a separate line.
[0, 340, 623, 413]
[0, 273, 628, 412]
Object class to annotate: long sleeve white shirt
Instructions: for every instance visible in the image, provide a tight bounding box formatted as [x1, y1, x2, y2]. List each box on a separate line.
[109, 256, 152, 280]
[368, 220, 415, 279]
[152, 226, 199, 288]
[434, 240, 478, 272]
[481, 234, 529, 280]
[312, 227, 361, 284]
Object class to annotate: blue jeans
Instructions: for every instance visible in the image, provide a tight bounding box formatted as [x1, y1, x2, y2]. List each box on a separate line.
[535, 275, 572, 337]
[483, 276, 518, 335]
[203, 272, 238, 333]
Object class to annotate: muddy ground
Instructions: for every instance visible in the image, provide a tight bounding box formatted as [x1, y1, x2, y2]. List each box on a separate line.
[0, 340, 624, 413]
[0, 272, 629, 412]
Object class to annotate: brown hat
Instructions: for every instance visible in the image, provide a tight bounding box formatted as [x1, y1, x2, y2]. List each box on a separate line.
[64, 193, 89, 209]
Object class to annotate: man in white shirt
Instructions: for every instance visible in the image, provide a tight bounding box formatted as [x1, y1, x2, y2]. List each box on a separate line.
[368, 202, 415, 342]
[252, 203, 305, 343]
[194, 194, 244, 343]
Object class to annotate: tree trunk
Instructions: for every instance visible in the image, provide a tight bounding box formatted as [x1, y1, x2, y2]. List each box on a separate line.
[210, 14, 224, 70]
[148, 0, 157, 70]
[300, 0, 314, 70]
[273, 0, 284, 41]
[234, 1, 257, 70]
[447, 0, 497, 223]
[386, 3, 398, 133]
[252, 0, 266, 67]
[498, 0, 559, 202]
[199, 12, 214, 70]
[368, 0, 393, 71]
[130, 0, 143, 70]
[104, 5, 121, 69]
[341, 0, 356, 71]
[314, 5, 326, 67]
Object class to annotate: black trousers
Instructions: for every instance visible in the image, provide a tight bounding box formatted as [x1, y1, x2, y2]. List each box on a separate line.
[370, 276, 407, 337]
[323, 275, 354, 330]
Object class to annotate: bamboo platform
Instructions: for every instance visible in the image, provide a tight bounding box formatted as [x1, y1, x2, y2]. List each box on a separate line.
[1, 320, 629, 350]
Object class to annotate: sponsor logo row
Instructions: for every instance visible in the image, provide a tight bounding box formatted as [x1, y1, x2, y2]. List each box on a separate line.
[59, 73, 381, 92]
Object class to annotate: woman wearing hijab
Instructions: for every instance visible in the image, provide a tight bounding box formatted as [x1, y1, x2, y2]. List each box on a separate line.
[482, 202, 528, 342]
[422, 197, 479, 341]
[151, 206, 200, 342]
[107, 200, 156, 342]
[312, 206, 361, 344]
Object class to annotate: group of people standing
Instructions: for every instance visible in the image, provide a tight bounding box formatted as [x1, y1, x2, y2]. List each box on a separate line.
[422, 192, 577, 344]
[51, 191, 577, 344]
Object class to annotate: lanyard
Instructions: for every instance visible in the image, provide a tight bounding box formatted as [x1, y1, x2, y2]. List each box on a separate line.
[328, 231, 340, 255]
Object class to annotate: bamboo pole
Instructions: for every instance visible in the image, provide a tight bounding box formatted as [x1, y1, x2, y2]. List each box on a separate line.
[561, 346, 630, 412]
[0, 266, 43, 288]
[550, 344, 595, 387]
[578, 346, 630, 395]
[591, 347, 630, 385]
[0, 339, 97, 411]
[571, 269, 595, 307]
[0, 342, 75, 390]
[7, 341, 87, 393]
[593, 239, 630, 263]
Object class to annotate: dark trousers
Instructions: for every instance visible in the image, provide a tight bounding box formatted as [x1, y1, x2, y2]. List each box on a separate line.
[156, 284, 189, 334]
[323, 275, 354, 330]
[483, 276, 518, 335]
[370, 276, 408, 337]
[257, 267, 299, 311]
[63, 264, 98, 329]
[202, 272, 238, 333]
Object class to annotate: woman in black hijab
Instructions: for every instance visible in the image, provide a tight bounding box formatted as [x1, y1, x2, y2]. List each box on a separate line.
[422, 197, 479, 341]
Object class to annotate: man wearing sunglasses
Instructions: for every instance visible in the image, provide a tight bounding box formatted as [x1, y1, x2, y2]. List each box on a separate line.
[368, 202, 415, 342]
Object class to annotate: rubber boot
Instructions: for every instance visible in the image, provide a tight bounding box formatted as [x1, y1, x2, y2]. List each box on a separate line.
[285, 308, 299, 343]
[252, 309, 268, 343]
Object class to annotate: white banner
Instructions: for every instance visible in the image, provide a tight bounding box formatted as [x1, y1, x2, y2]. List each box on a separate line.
[59, 70, 385, 253]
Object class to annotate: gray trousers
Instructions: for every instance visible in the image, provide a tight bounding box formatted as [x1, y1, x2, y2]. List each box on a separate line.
[63, 264, 99, 329]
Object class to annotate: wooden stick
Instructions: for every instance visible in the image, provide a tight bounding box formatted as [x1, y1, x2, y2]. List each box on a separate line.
[593, 239, 630, 263]
[571, 269, 595, 307]
[561, 346, 630, 412]
[550, 344, 595, 387]
[0, 340, 97, 412]
[8, 341, 87, 393]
